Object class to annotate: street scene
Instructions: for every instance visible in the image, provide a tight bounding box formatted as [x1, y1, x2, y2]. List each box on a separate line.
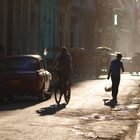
[1, 0, 140, 140]
[0, 73, 140, 140]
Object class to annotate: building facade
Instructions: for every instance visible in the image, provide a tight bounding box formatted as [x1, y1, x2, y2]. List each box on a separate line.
[0, 0, 118, 57]
[0, 0, 58, 56]
[0, 0, 39, 55]
[38, 0, 58, 57]
[94, 0, 114, 50]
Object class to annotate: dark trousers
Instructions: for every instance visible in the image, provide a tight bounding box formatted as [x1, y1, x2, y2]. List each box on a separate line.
[111, 76, 120, 100]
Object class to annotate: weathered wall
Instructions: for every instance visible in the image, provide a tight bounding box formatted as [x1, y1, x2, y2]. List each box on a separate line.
[11, 0, 38, 55]
[0, 0, 38, 55]
[0, 0, 108, 57]
[0, 0, 7, 55]
[38, 0, 58, 57]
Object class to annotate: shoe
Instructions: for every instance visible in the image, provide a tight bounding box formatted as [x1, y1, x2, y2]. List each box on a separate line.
[112, 98, 118, 104]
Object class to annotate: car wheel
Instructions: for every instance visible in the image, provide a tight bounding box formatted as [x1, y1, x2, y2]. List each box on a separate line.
[37, 83, 47, 102]
[45, 81, 53, 99]
[37, 92, 46, 102]
[45, 92, 52, 99]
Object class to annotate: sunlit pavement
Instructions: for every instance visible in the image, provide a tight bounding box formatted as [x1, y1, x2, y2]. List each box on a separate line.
[65, 73, 140, 140]
[0, 73, 140, 140]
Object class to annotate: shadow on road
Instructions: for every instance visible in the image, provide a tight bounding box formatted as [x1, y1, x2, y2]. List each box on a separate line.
[0, 97, 40, 111]
[103, 99, 118, 108]
[36, 103, 66, 116]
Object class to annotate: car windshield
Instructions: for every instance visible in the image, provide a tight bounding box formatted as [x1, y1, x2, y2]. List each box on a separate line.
[3, 57, 38, 71]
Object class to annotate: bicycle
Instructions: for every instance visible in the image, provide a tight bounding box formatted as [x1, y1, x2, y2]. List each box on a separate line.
[53, 70, 71, 105]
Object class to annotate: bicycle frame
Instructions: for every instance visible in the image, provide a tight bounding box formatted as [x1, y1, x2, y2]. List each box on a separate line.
[53, 70, 71, 104]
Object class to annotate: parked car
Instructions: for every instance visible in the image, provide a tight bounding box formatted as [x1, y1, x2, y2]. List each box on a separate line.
[0, 54, 52, 101]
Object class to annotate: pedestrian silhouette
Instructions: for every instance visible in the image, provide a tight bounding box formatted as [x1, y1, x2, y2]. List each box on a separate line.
[107, 54, 124, 103]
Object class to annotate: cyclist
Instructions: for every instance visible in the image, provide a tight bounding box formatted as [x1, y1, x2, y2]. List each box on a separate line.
[53, 47, 73, 86]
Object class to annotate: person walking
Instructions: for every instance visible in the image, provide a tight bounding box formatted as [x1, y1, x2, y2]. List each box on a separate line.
[107, 53, 124, 103]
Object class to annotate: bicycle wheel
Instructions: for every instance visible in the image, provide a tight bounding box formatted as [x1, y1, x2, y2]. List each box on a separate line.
[54, 82, 62, 104]
[64, 83, 71, 104]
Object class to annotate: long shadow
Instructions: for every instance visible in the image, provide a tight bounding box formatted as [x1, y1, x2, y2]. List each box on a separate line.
[36, 103, 66, 116]
[103, 99, 118, 108]
[0, 97, 41, 111]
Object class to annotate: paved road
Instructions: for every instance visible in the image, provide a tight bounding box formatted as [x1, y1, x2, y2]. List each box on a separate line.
[0, 73, 140, 140]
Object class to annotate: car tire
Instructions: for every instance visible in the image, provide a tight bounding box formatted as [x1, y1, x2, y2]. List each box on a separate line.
[45, 92, 52, 99]
[45, 81, 53, 99]
[37, 83, 47, 102]
[37, 92, 46, 102]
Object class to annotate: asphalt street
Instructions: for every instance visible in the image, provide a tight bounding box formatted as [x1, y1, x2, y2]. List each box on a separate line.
[0, 73, 140, 140]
